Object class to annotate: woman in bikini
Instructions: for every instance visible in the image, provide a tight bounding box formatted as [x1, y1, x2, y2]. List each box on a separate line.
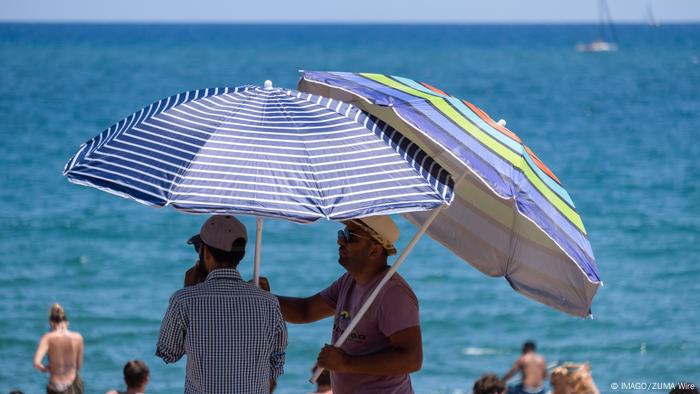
[33, 303, 84, 394]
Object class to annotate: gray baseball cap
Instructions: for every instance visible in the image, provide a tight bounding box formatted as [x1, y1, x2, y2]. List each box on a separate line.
[187, 215, 247, 252]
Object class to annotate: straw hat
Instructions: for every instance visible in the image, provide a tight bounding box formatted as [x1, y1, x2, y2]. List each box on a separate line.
[345, 215, 399, 255]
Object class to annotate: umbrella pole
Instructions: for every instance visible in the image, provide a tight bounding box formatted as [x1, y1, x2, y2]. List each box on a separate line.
[310, 205, 446, 383]
[253, 217, 264, 287]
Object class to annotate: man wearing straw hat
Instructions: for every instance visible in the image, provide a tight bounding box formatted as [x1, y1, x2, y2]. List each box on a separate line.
[262, 215, 422, 394]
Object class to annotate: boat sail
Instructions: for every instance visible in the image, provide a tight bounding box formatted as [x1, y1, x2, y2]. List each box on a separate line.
[576, 0, 619, 52]
[646, 1, 660, 27]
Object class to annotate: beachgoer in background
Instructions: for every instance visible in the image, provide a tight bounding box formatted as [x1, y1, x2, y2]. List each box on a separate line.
[502, 341, 546, 394]
[106, 359, 149, 394]
[156, 215, 287, 394]
[306, 369, 332, 394]
[669, 382, 699, 394]
[548, 363, 599, 394]
[33, 303, 84, 394]
[548, 365, 568, 394]
[473, 373, 507, 394]
[261, 215, 422, 394]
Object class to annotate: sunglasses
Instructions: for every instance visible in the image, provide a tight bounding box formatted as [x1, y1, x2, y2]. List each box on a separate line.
[337, 228, 373, 244]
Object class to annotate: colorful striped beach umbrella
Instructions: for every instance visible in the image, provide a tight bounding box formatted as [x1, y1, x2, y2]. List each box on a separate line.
[300, 71, 601, 318]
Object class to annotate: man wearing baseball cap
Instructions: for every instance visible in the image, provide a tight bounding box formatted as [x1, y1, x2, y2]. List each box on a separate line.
[156, 215, 287, 394]
[261, 215, 422, 393]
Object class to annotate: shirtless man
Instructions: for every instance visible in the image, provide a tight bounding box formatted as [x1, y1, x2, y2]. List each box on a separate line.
[502, 341, 546, 394]
[33, 303, 84, 394]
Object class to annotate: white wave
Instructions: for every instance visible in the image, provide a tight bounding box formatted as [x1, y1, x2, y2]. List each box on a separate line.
[462, 347, 499, 356]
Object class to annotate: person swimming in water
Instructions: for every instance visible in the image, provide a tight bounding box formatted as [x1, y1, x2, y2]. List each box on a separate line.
[33, 303, 84, 394]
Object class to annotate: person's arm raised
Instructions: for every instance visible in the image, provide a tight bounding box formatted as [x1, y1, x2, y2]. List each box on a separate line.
[277, 293, 334, 324]
[258, 277, 334, 324]
[184, 260, 207, 287]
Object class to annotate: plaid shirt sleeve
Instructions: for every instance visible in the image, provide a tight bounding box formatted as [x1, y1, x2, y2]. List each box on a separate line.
[269, 304, 287, 380]
[156, 293, 186, 363]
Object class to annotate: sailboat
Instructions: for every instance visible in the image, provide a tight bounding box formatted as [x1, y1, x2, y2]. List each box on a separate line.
[646, 1, 661, 27]
[576, 0, 619, 52]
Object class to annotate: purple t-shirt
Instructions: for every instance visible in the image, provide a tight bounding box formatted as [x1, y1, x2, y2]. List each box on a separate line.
[319, 270, 420, 394]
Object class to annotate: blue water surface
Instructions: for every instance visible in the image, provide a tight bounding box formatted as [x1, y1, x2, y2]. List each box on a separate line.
[0, 23, 699, 393]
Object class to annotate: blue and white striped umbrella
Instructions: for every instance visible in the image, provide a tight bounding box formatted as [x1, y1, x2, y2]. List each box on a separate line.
[64, 83, 454, 222]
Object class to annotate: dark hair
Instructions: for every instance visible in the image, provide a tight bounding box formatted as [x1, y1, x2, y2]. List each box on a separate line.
[473, 374, 506, 394]
[124, 359, 149, 388]
[49, 303, 67, 323]
[670, 382, 699, 394]
[523, 341, 536, 352]
[205, 238, 246, 267]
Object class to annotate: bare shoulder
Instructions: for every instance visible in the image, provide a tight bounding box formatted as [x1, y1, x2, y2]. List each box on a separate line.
[43, 331, 59, 342]
[521, 353, 545, 365]
[71, 331, 84, 342]
[38, 332, 52, 344]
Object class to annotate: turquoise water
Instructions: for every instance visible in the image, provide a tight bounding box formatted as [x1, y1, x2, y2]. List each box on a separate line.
[1, 23, 699, 393]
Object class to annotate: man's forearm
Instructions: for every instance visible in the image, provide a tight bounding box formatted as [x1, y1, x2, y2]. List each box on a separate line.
[276, 295, 310, 323]
[502, 369, 516, 382]
[339, 347, 422, 376]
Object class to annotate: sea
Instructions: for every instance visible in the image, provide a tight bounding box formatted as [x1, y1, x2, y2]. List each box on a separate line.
[0, 23, 698, 393]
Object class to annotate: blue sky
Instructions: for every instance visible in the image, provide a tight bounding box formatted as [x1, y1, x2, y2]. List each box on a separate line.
[2, 0, 700, 23]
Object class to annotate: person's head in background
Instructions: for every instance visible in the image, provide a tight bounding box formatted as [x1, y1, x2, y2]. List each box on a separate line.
[550, 366, 568, 394]
[522, 340, 536, 354]
[124, 360, 149, 393]
[473, 373, 506, 394]
[551, 363, 599, 394]
[48, 303, 68, 330]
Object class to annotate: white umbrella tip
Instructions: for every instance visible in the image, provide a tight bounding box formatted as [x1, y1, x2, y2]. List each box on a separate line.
[497, 119, 507, 127]
[264, 80, 273, 90]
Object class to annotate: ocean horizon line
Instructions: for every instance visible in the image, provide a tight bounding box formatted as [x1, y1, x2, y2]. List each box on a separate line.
[1, 20, 699, 26]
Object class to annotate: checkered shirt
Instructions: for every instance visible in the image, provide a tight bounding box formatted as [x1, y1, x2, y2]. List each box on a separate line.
[156, 268, 287, 394]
